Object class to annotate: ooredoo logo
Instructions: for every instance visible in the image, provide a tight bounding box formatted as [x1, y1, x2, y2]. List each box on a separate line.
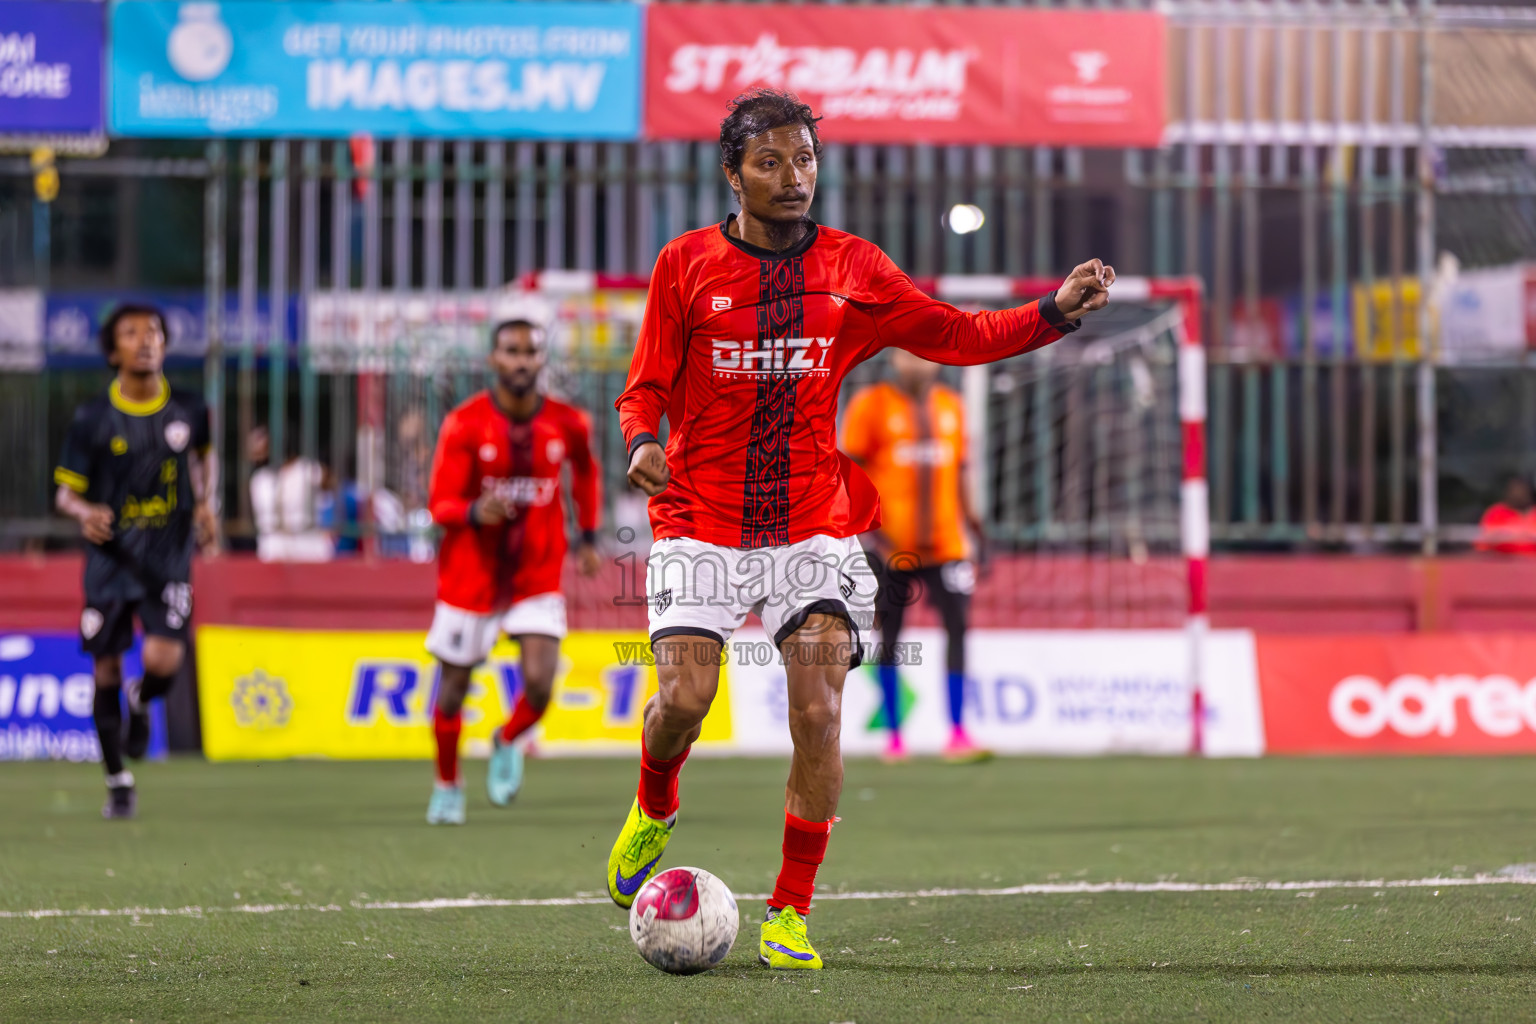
[1329, 674, 1536, 739]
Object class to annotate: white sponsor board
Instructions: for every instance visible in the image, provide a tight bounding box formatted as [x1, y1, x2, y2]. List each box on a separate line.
[727, 627, 1265, 758]
[1440, 262, 1533, 363]
[0, 288, 44, 370]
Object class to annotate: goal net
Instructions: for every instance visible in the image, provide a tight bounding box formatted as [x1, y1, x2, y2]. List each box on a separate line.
[962, 288, 1193, 629]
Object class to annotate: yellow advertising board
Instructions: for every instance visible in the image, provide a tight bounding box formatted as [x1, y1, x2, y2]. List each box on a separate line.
[1352, 278, 1428, 362]
[195, 626, 733, 761]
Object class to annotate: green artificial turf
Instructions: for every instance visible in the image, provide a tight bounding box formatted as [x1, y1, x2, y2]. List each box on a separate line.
[2, 756, 1535, 1022]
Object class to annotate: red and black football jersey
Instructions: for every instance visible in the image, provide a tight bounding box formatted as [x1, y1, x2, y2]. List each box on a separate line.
[617, 217, 1077, 548]
[429, 392, 600, 612]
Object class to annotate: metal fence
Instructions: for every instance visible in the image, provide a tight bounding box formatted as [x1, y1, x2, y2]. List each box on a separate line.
[4, 1, 1536, 554]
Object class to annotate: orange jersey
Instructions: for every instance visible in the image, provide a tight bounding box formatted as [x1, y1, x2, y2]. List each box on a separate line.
[841, 382, 970, 565]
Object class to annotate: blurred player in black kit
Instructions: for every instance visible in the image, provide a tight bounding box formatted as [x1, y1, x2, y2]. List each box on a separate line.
[53, 305, 218, 819]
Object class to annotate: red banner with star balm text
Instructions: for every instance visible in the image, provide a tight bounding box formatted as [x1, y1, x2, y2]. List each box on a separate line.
[644, 4, 1166, 147]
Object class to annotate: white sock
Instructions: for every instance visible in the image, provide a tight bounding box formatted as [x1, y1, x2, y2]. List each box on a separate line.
[105, 770, 135, 789]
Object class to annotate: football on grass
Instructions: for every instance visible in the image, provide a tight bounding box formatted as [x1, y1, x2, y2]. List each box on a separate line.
[629, 867, 739, 974]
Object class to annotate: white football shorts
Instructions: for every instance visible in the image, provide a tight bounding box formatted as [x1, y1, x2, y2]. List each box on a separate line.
[645, 533, 876, 666]
[425, 592, 568, 667]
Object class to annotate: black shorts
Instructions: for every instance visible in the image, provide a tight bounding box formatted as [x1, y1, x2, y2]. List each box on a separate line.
[80, 581, 193, 657]
[873, 561, 974, 623]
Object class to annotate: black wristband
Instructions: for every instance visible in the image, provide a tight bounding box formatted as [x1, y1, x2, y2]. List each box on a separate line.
[1038, 291, 1082, 333]
[580, 528, 598, 546]
[627, 432, 660, 460]
[466, 499, 481, 526]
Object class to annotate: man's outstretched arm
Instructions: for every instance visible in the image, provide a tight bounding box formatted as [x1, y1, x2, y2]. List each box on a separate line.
[867, 257, 1115, 365]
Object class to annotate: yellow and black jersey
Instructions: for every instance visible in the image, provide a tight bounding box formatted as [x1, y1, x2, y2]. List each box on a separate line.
[55, 376, 210, 600]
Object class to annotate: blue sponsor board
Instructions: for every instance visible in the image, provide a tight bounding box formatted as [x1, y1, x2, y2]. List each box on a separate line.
[44, 291, 292, 366]
[0, 633, 167, 762]
[109, 1, 642, 138]
[0, 0, 106, 135]
[1281, 292, 1353, 360]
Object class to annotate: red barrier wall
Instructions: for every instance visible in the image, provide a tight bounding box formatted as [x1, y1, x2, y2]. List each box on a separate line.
[6, 553, 1536, 633]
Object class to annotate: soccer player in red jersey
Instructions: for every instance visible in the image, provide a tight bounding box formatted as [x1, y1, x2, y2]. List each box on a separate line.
[605, 89, 1116, 968]
[424, 319, 602, 825]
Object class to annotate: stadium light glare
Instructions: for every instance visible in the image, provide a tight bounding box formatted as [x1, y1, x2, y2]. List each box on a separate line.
[946, 204, 986, 235]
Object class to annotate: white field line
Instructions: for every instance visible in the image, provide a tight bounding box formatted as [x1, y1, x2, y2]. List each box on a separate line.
[3, 873, 1535, 922]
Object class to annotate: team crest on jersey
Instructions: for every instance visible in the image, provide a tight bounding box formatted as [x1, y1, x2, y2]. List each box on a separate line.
[80, 608, 103, 639]
[831, 294, 847, 307]
[165, 421, 190, 453]
[479, 443, 498, 463]
[546, 438, 565, 464]
[711, 296, 731, 311]
[110, 435, 128, 455]
[654, 588, 673, 615]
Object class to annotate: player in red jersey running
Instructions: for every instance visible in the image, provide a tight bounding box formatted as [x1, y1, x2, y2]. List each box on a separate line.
[605, 89, 1116, 967]
[424, 319, 602, 825]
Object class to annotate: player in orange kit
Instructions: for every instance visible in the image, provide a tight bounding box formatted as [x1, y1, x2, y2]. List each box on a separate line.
[842, 348, 990, 763]
[424, 319, 601, 825]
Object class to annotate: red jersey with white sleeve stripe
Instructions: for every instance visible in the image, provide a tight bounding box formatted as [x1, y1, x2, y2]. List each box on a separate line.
[429, 392, 601, 613]
[616, 217, 1079, 548]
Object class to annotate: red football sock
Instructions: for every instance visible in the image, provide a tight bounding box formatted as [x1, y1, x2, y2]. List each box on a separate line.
[432, 707, 461, 785]
[499, 695, 544, 744]
[636, 739, 689, 821]
[768, 812, 834, 915]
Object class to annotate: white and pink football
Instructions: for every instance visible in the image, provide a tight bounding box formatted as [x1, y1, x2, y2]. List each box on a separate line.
[628, 866, 740, 974]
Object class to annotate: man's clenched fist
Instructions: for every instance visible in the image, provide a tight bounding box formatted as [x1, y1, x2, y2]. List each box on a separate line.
[628, 441, 670, 497]
[1054, 258, 1116, 321]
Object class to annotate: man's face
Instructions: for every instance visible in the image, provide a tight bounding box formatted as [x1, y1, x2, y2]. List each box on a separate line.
[489, 326, 544, 395]
[726, 124, 817, 224]
[1508, 479, 1533, 511]
[891, 347, 940, 392]
[112, 313, 166, 375]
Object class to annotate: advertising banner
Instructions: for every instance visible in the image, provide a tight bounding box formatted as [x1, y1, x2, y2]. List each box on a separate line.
[1257, 634, 1536, 754]
[195, 626, 734, 761]
[645, 4, 1165, 146]
[110, 1, 642, 138]
[0, 288, 44, 371]
[0, 0, 105, 135]
[0, 632, 166, 762]
[1440, 263, 1534, 364]
[305, 287, 647, 374]
[1352, 278, 1426, 362]
[729, 628, 1265, 758]
[196, 625, 1266, 760]
[43, 290, 288, 366]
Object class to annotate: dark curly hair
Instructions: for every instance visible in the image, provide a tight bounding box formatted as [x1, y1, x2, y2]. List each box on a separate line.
[718, 88, 824, 176]
[98, 303, 167, 364]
